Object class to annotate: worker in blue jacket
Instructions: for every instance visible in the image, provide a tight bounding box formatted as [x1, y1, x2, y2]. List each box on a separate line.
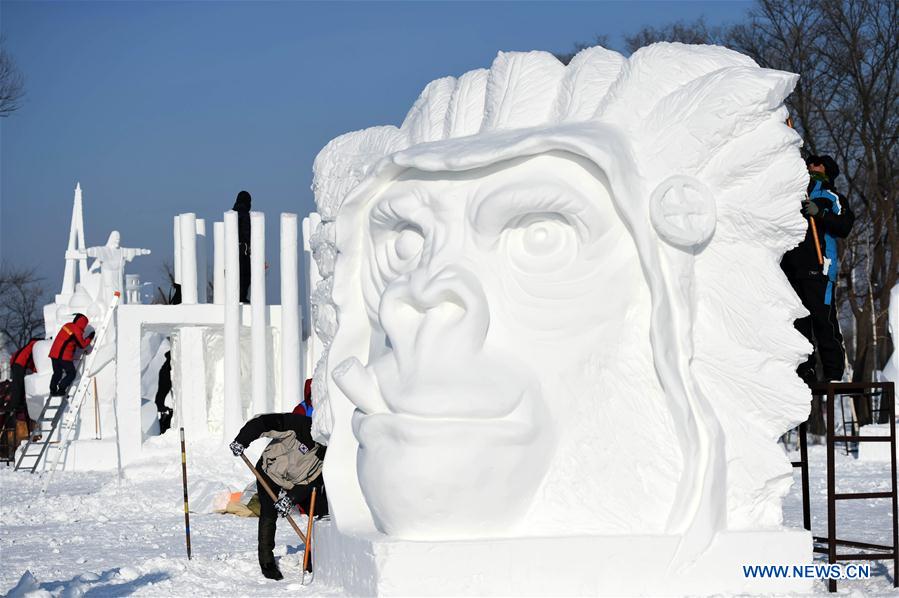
[781, 155, 855, 385]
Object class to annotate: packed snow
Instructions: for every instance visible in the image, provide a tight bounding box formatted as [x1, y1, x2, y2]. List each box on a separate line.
[1, 434, 895, 596]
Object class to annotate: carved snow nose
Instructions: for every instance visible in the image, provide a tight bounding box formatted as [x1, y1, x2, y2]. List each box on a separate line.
[379, 265, 489, 373]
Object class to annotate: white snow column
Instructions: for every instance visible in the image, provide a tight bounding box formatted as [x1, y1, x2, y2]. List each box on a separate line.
[883, 283, 899, 383]
[196, 218, 208, 304]
[173, 215, 182, 285]
[250, 211, 269, 415]
[223, 211, 242, 439]
[173, 327, 209, 439]
[280, 213, 301, 411]
[213, 221, 224, 305]
[179, 213, 198, 304]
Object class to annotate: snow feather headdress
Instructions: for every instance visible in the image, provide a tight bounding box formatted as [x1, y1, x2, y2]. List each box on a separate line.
[309, 42, 811, 555]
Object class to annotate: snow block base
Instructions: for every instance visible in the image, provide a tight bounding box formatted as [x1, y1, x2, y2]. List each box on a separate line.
[314, 520, 812, 596]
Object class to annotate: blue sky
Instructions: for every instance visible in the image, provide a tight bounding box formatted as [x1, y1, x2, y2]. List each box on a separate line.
[1, 1, 751, 301]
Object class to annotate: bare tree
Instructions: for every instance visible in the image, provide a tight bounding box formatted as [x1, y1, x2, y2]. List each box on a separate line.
[0, 264, 45, 352]
[152, 261, 179, 305]
[624, 18, 725, 52]
[0, 36, 25, 117]
[729, 0, 898, 424]
[567, 0, 898, 425]
[555, 35, 611, 65]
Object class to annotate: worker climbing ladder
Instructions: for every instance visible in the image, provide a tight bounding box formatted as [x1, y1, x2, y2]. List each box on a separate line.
[13, 292, 121, 485]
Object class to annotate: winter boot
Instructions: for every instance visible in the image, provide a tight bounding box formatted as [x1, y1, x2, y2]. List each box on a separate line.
[260, 561, 283, 581]
[158, 408, 173, 434]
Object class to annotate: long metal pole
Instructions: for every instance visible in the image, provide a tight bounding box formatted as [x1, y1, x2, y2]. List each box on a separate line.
[888, 383, 898, 588]
[826, 385, 836, 593]
[92, 378, 100, 440]
[180, 427, 192, 560]
[799, 421, 811, 531]
[239, 453, 307, 544]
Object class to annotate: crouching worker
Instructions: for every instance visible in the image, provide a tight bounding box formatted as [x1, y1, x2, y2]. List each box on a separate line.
[229, 412, 328, 581]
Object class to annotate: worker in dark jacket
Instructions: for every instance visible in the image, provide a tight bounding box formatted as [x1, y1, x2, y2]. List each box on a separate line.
[48, 314, 94, 396]
[781, 155, 855, 384]
[154, 350, 173, 433]
[233, 190, 252, 303]
[8, 338, 40, 415]
[230, 412, 328, 580]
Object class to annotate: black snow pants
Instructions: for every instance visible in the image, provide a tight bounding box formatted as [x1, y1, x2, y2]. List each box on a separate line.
[154, 353, 173, 433]
[255, 459, 327, 569]
[49, 359, 77, 396]
[239, 252, 251, 304]
[789, 275, 845, 382]
[8, 364, 26, 414]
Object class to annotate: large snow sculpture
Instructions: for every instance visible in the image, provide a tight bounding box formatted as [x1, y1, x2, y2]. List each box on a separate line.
[311, 43, 812, 583]
[68, 231, 150, 308]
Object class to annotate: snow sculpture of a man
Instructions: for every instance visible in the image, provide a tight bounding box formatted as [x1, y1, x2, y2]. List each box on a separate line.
[310, 43, 811, 564]
[68, 231, 150, 307]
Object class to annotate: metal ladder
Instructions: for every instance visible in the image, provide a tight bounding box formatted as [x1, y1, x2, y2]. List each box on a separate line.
[13, 292, 120, 482]
[13, 393, 70, 473]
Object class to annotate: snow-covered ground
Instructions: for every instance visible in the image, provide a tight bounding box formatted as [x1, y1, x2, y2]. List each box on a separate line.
[1, 435, 895, 596]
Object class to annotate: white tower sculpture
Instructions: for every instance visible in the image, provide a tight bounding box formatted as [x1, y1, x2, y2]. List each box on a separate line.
[58, 183, 90, 302]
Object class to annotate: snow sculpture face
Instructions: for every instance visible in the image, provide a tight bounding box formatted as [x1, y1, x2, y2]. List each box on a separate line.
[311, 43, 812, 556]
[341, 153, 644, 536]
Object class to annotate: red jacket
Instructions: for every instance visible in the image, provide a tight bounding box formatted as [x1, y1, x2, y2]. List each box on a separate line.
[10, 338, 40, 372]
[49, 316, 93, 361]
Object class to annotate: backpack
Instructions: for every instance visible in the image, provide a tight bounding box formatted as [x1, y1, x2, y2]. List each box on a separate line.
[259, 429, 323, 490]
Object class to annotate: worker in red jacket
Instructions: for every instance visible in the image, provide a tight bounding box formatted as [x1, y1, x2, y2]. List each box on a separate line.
[48, 314, 94, 396]
[7, 338, 40, 415]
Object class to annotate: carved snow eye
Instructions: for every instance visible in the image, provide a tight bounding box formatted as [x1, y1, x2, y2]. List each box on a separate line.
[394, 228, 424, 261]
[378, 225, 424, 280]
[504, 214, 577, 273]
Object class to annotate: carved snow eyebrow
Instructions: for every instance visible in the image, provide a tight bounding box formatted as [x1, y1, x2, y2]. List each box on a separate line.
[468, 180, 596, 241]
[369, 187, 431, 230]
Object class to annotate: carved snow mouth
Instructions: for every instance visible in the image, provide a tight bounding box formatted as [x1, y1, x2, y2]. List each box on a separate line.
[334, 355, 537, 444]
[334, 354, 530, 419]
[351, 409, 535, 449]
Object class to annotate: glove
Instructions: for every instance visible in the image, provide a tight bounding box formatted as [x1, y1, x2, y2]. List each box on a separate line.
[229, 441, 245, 457]
[801, 199, 820, 217]
[274, 492, 294, 518]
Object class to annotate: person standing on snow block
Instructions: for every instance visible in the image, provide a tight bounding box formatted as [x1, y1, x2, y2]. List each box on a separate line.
[229, 412, 328, 581]
[48, 314, 94, 396]
[232, 190, 252, 303]
[781, 155, 855, 385]
[8, 337, 40, 415]
[154, 350, 173, 433]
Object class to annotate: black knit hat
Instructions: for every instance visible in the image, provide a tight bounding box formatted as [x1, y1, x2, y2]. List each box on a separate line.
[806, 154, 840, 181]
[232, 190, 252, 212]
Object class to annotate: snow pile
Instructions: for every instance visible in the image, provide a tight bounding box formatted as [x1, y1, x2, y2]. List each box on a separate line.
[0, 433, 333, 596]
[2, 445, 896, 595]
[882, 283, 898, 383]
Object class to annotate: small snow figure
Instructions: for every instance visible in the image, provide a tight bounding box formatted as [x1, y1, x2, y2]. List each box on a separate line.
[232, 190, 252, 303]
[48, 314, 94, 396]
[67, 231, 150, 306]
[230, 411, 327, 581]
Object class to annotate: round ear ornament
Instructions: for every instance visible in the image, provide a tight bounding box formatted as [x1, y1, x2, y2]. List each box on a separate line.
[649, 175, 717, 249]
